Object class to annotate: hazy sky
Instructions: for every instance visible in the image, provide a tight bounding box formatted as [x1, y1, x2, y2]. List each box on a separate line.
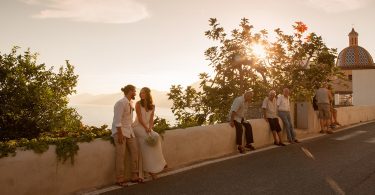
[1, 0, 374, 94]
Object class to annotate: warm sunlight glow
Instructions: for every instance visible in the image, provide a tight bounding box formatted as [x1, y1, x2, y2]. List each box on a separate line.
[252, 44, 267, 59]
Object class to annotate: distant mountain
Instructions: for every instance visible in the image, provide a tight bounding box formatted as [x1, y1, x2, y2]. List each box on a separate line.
[68, 81, 205, 108]
[69, 89, 172, 108]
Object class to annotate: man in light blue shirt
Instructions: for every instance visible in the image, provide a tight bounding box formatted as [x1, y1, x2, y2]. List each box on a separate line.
[229, 91, 255, 153]
[277, 88, 300, 143]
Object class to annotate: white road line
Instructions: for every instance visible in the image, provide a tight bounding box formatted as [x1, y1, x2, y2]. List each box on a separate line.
[325, 176, 345, 195]
[333, 131, 367, 141]
[364, 137, 375, 143]
[301, 147, 315, 160]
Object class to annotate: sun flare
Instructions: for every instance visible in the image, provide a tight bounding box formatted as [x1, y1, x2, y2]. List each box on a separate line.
[252, 44, 267, 58]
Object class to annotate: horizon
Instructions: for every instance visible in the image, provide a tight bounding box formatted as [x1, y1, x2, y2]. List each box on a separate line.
[1, 0, 375, 95]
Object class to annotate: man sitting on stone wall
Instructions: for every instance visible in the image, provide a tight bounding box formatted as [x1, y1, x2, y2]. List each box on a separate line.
[229, 91, 256, 154]
[262, 90, 286, 146]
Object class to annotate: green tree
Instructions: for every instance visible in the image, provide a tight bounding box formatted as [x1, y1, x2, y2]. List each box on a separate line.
[168, 85, 208, 128]
[0, 47, 81, 140]
[168, 18, 270, 127]
[267, 22, 341, 100]
[168, 18, 341, 127]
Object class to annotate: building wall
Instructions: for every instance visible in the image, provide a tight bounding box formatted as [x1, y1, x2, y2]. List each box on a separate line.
[353, 69, 375, 105]
[1, 105, 375, 195]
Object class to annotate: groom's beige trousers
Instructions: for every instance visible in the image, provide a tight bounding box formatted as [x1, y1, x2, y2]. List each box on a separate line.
[114, 134, 139, 180]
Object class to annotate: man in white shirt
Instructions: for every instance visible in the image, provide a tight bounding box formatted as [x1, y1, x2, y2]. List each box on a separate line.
[277, 88, 300, 143]
[229, 91, 255, 154]
[262, 90, 286, 146]
[111, 84, 141, 186]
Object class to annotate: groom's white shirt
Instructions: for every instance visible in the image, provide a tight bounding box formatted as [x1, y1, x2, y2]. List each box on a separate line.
[111, 97, 135, 138]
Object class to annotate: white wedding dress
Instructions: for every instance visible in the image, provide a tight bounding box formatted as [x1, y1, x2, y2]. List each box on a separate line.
[133, 106, 167, 174]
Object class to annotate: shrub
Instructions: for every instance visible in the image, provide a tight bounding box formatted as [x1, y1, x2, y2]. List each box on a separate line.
[0, 47, 81, 140]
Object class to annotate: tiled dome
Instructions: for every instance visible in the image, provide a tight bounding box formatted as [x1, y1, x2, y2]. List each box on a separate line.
[336, 28, 375, 70]
[336, 46, 374, 69]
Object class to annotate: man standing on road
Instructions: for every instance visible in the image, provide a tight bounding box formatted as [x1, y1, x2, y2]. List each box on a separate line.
[229, 91, 255, 154]
[263, 90, 286, 146]
[315, 83, 333, 134]
[112, 84, 142, 186]
[277, 88, 300, 144]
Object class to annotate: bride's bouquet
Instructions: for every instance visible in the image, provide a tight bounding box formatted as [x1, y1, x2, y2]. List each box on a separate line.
[145, 132, 159, 147]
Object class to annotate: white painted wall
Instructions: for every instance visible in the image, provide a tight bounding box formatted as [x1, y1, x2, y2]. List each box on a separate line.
[353, 69, 375, 105]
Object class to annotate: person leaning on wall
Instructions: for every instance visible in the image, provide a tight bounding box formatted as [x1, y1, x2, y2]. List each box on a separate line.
[277, 88, 300, 144]
[262, 90, 286, 146]
[327, 84, 341, 128]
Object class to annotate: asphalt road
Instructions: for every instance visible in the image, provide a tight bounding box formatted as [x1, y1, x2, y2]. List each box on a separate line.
[103, 122, 375, 195]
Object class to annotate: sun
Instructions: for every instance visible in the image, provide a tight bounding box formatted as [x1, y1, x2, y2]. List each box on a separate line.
[252, 43, 267, 59]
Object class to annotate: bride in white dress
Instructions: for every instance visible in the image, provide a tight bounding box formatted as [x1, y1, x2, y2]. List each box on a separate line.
[133, 87, 167, 180]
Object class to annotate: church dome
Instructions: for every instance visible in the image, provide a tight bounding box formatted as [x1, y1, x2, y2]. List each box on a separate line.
[336, 28, 375, 70]
[337, 46, 374, 69]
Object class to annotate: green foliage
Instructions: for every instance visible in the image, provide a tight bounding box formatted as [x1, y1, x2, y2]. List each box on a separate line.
[55, 138, 79, 165]
[24, 138, 49, 154]
[0, 47, 81, 140]
[168, 18, 341, 127]
[0, 47, 113, 164]
[0, 141, 17, 158]
[0, 125, 111, 164]
[153, 116, 170, 135]
[168, 18, 271, 126]
[267, 22, 341, 100]
[168, 85, 208, 128]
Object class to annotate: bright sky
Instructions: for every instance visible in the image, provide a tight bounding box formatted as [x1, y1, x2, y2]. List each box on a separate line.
[1, 0, 374, 94]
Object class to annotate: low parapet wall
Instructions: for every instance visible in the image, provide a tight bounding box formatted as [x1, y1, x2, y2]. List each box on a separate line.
[1, 105, 375, 195]
[162, 118, 279, 170]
